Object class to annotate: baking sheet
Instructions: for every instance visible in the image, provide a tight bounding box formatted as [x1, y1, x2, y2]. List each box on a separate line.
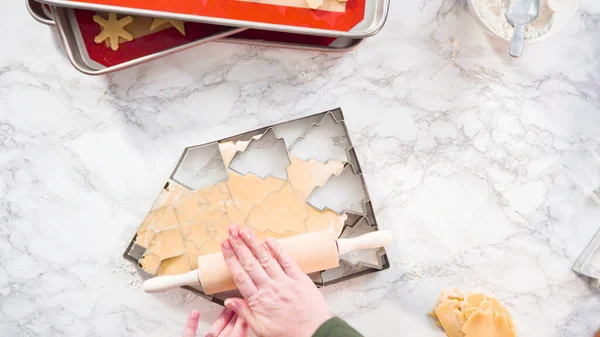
[37, 0, 389, 38]
[27, 0, 55, 25]
[52, 6, 246, 75]
[51, 6, 365, 75]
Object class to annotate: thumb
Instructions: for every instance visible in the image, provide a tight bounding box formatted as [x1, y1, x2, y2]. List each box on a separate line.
[225, 298, 257, 330]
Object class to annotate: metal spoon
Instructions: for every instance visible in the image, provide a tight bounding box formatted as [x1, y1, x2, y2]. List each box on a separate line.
[505, 0, 540, 58]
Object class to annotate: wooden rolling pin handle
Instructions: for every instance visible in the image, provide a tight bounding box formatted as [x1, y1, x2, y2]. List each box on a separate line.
[143, 270, 200, 293]
[336, 230, 393, 256]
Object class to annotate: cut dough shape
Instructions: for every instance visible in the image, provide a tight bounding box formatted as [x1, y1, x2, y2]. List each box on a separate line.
[146, 227, 187, 260]
[143, 205, 180, 233]
[227, 171, 286, 217]
[431, 288, 516, 337]
[135, 226, 157, 249]
[305, 206, 346, 236]
[306, 0, 323, 9]
[185, 223, 212, 249]
[286, 156, 344, 199]
[93, 13, 133, 51]
[225, 202, 246, 226]
[139, 253, 161, 275]
[246, 183, 308, 235]
[197, 216, 232, 256]
[150, 181, 191, 212]
[201, 182, 230, 213]
[149, 18, 185, 35]
[229, 129, 291, 180]
[185, 240, 201, 270]
[157, 254, 192, 276]
[218, 133, 264, 167]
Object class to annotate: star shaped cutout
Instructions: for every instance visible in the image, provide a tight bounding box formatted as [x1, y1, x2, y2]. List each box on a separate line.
[93, 13, 134, 51]
[201, 184, 230, 213]
[149, 18, 186, 36]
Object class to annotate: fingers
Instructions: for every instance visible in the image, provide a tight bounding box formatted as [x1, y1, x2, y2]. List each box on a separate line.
[224, 298, 257, 333]
[219, 315, 237, 337]
[240, 228, 286, 280]
[229, 225, 271, 286]
[206, 308, 235, 337]
[265, 238, 305, 279]
[183, 310, 200, 337]
[230, 314, 249, 337]
[222, 239, 258, 298]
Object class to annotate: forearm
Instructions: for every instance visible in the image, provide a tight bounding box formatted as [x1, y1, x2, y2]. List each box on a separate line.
[312, 317, 364, 337]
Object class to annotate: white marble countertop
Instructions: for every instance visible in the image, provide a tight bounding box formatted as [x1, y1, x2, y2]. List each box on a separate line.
[2, 0, 600, 336]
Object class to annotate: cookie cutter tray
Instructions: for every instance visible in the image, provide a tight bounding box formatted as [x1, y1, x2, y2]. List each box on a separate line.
[37, 0, 389, 38]
[572, 226, 600, 289]
[123, 108, 390, 305]
[31, 2, 365, 75]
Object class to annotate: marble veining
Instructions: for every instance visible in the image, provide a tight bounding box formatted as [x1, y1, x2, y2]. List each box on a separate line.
[2, 0, 600, 336]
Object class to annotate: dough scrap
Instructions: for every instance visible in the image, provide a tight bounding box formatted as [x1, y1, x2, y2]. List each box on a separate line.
[246, 183, 308, 235]
[286, 156, 344, 199]
[139, 253, 161, 275]
[306, 0, 324, 9]
[305, 206, 346, 236]
[93, 13, 133, 51]
[431, 288, 516, 337]
[157, 254, 192, 275]
[146, 227, 187, 260]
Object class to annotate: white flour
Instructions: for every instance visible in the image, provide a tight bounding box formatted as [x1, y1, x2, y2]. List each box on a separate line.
[473, 0, 559, 40]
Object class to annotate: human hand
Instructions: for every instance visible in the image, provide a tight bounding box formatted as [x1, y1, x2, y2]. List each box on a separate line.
[182, 309, 249, 337]
[221, 225, 333, 337]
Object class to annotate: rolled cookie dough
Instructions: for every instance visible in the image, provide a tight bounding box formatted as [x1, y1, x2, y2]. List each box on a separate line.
[431, 288, 516, 337]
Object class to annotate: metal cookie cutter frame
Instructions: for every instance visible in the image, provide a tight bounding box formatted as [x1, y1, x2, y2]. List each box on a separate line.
[123, 108, 390, 305]
[572, 227, 600, 289]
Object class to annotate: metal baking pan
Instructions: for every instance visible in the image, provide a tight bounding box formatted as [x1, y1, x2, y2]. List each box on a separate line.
[37, 0, 389, 38]
[52, 6, 246, 75]
[572, 226, 600, 289]
[47, 5, 365, 75]
[27, 0, 55, 26]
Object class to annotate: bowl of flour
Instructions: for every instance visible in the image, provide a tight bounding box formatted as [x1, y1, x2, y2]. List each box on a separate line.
[468, 0, 580, 43]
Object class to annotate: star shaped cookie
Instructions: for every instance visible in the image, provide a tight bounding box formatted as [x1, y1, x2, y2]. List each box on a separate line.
[93, 13, 134, 51]
[149, 18, 186, 36]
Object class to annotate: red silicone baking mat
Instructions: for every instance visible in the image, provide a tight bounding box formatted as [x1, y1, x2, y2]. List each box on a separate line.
[70, 9, 354, 68]
[77, 0, 365, 31]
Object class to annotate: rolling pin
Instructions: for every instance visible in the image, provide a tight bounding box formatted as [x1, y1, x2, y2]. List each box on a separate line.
[143, 229, 393, 294]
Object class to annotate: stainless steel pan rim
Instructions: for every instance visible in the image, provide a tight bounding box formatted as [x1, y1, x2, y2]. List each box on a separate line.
[51, 5, 247, 75]
[38, 0, 390, 39]
[26, 0, 55, 26]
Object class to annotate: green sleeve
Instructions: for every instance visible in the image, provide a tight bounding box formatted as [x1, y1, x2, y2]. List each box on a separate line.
[312, 317, 364, 337]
